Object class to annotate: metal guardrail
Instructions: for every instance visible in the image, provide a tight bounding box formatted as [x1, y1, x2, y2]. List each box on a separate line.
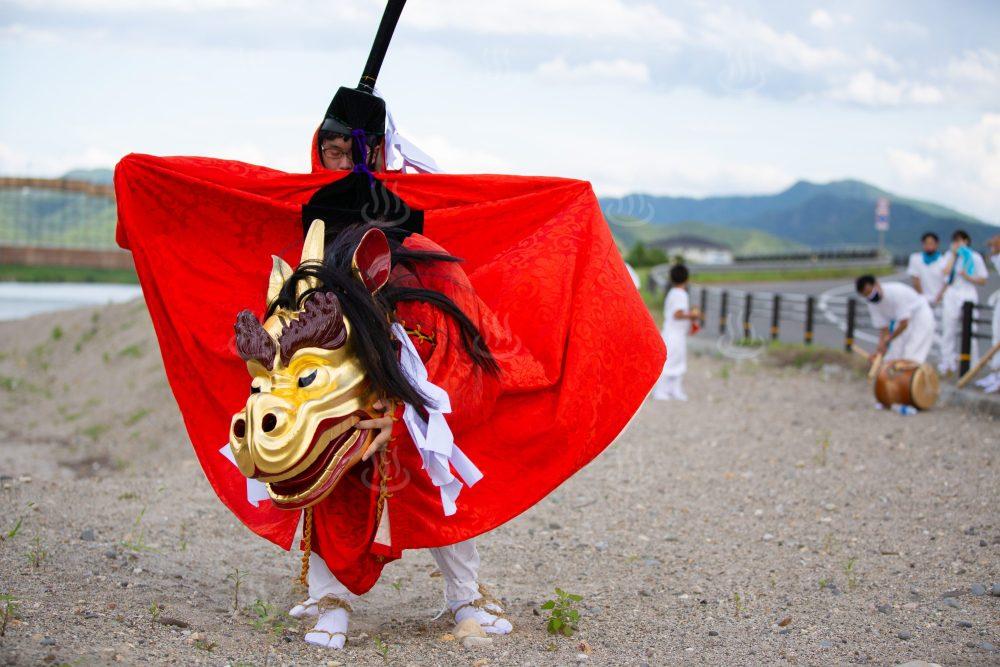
[690, 285, 994, 378]
[649, 251, 894, 284]
[734, 246, 885, 263]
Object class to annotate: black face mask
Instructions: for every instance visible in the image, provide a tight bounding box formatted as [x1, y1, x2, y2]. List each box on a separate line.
[866, 287, 882, 303]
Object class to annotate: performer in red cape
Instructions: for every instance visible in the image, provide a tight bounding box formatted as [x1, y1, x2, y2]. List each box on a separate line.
[113, 0, 664, 650]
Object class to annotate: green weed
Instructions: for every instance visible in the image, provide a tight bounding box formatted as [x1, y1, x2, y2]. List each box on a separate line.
[541, 588, 583, 637]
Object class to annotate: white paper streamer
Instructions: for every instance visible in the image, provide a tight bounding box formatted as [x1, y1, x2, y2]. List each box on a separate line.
[391, 322, 482, 515]
[219, 443, 270, 507]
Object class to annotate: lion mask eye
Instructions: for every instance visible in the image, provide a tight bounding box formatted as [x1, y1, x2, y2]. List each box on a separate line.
[298, 369, 318, 388]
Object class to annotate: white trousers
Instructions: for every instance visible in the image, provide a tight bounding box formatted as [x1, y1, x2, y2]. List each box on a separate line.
[653, 373, 685, 400]
[308, 539, 482, 606]
[885, 301, 935, 364]
[940, 295, 978, 372]
[991, 292, 1000, 371]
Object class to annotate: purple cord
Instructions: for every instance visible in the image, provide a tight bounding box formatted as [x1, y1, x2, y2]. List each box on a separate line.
[351, 128, 376, 187]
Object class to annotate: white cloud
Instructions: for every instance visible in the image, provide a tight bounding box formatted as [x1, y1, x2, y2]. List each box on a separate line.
[414, 134, 513, 174]
[829, 71, 943, 107]
[887, 114, 1000, 222]
[9, 0, 282, 11]
[943, 49, 1000, 87]
[536, 57, 649, 85]
[592, 152, 793, 199]
[701, 8, 847, 72]
[886, 148, 935, 181]
[406, 0, 684, 40]
[0, 142, 119, 176]
[0, 23, 63, 44]
[862, 46, 900, 73]
[809, 9, 835, 30]
[809, 9, 851, 30]
[882, 19, 928, 38]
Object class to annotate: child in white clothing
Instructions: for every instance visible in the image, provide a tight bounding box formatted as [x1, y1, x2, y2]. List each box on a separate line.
[653, 264, 701, 401]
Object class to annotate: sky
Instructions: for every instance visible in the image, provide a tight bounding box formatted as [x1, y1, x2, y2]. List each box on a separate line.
[1, 0, 998, 223]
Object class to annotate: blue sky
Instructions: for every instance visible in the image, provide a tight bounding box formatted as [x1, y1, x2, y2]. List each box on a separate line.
[1, 0, 998, 223]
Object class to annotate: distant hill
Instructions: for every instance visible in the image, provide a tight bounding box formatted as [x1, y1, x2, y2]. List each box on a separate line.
[62, 168, 114, 184]
[601, 179, 997, 257]
[2, 170, 995, 256]
[608, 218, 804, 256]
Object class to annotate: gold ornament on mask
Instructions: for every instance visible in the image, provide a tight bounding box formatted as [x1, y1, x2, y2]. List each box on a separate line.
[228, 220, 393, 510]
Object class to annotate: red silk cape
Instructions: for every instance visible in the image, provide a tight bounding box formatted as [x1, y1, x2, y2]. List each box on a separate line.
[114, 153, 665, 591]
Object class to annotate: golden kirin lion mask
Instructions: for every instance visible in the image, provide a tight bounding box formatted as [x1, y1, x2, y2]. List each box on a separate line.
[228, 220, 392, 510]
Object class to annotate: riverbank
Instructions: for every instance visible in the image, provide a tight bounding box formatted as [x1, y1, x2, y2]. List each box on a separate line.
[0, 264, 137, 284]
[0, 300, 997, 665]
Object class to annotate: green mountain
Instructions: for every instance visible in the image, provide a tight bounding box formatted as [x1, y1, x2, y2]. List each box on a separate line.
[610, 219, 804, 256]
[62, 168, 115, 184]
[601, 179, 996, 257]
[2, 170, 994, 257]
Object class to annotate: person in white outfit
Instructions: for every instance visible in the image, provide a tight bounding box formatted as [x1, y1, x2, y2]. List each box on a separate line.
[937, 230, 988, 374]
[855, 275, 935, 364]
[975, 235, 1000, 393]
[907, 232, 947, 306]
[907, 232, 946, 360]
[653, 265, 700, 401]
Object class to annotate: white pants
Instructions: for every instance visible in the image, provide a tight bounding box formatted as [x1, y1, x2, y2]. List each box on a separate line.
[991, 291, 1000, 371]
[653, 373, 685, 400]
[885, 301, 935, 364]
[308, 539, 481, 606]
[940, 295, 978, 373]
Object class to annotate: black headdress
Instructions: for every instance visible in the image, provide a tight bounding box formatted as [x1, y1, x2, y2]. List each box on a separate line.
[318, 0, 406, 156]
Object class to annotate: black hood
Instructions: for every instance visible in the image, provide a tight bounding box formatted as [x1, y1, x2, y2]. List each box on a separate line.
[302, 172, 423, 238]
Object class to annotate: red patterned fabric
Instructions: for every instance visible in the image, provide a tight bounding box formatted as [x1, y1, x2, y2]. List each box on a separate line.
[115, 153, 665, 594]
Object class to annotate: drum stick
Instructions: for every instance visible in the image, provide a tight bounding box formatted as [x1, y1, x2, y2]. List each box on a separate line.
[957, 340, 1000, 388]
[867, 353, 883, 381]
[851, 345, 882, 380]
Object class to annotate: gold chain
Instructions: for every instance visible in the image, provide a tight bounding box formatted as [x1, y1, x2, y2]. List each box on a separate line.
[298, 506, 313, 589]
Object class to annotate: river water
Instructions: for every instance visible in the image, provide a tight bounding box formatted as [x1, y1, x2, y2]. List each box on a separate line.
[0, 282, 143, 321]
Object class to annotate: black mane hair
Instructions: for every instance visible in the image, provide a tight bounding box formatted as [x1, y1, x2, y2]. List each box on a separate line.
[268, 222, 499, 410]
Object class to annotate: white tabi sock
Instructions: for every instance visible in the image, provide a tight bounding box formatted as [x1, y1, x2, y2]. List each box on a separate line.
[298, 552, 356, 649]
[432, 539, 513, 635]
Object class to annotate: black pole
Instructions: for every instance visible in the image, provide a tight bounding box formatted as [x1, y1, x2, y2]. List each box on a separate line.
[743, 293, 753, 341]
[804, 296, 815, 345]
[771, 294, 781, 341]
[700, 287, 708, 325]
[845, 298, 856, 352]
[358, 0, 407, 92]
[719, 291, 728, 336]
[959, 301, 974, 377]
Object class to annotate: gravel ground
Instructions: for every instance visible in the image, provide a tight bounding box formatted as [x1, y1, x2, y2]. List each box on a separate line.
[0, 300, 998, 666]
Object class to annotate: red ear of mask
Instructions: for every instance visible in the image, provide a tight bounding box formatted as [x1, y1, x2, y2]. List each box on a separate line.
[352, 228, 392, 293]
